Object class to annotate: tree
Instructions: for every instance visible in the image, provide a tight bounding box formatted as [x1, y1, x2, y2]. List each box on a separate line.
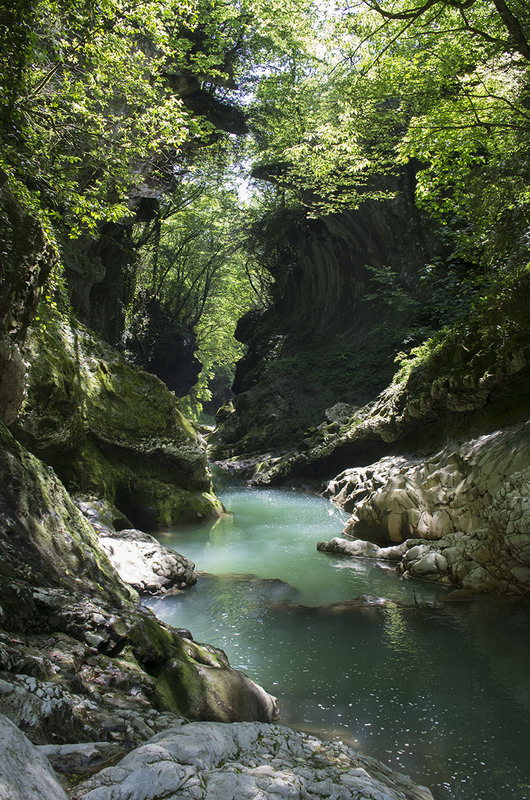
[247, 0, 530, 274]
[0, 0, 318, 235]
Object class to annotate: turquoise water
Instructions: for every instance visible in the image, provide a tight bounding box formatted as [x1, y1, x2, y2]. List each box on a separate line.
[145, 477, 530, 800]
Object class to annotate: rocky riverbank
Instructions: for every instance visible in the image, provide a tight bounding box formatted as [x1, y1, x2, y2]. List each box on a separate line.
[2, 713, 434, 800]
[318, 421, 530, 594]
[212, 270, 530, 597]
[12, 317, 223, 530]
[0, 429, 437, 799]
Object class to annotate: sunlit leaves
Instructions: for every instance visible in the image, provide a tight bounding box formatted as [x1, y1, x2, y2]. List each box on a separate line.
[246, 0, 530, 266]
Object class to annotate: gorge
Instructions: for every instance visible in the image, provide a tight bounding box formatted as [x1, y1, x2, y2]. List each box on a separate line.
[1, 1, 530, 799]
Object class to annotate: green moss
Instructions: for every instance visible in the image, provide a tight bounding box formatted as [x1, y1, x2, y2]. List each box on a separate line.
[127, 613, 177, 665]
[13, 317, 222, 529]
[153, 655, 207, 716]
[0, 422, 131, 607]
[395, 268, 530, 395]
[124, 612, 210, 717]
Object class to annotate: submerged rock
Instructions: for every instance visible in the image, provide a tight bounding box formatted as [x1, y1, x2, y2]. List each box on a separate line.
[270, 595, 395, 617]
[198, 571, 300, 598]
[71, 720, 434, 800]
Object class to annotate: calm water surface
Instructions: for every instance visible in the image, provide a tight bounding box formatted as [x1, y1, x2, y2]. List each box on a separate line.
[145, 475, 530, 800]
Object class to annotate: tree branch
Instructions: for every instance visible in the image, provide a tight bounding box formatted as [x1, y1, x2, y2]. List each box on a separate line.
[491, 0, 530, 61]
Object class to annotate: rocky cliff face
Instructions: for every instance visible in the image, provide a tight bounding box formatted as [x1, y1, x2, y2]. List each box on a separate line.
[212, 167, 445, 456]
[0, 173, 56, 425]
[11, 317, 221, 529]
[246, 271, 530, 595]
[252, 271, 530, 486]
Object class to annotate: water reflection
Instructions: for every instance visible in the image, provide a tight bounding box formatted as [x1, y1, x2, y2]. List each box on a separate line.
[146, 482, 530, 800]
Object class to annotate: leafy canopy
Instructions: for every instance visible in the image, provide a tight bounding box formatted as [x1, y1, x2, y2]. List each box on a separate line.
[0, 0, 318, 235]
[248, 0, 530, 259]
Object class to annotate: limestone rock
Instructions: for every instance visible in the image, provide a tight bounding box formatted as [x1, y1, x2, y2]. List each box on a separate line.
[75, 497, 133, 535]
[98, 528, 197, 594]
[325, 402, 360, 425]
[77, 497, 198, 594]
[320, 421, 530, 594]
[72, 721, 434, 800]
[0, 673, 74, 745]
[270, 595, 395, 618]
[317, 536, 407, 561]
[0, 589, 279, 744]
[212, 167, 445, 457]
[38, 741, 128, 783]
[0, 713, 68, 800]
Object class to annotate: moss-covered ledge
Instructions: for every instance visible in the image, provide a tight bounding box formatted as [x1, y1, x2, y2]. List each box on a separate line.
[11, 317, 223, 529]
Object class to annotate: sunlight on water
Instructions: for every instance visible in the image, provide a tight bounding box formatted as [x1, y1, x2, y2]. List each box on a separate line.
[145, 478, 530, 800]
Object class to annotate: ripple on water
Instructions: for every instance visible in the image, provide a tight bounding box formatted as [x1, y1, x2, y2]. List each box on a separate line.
[145, 483, 530, 800]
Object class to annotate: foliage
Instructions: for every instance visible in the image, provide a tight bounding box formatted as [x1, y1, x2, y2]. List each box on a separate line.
[4, 0, 529, 422]
[0, 0, 323, 419]
[1, 0, 188, 233]
[394, 261, 530, 385]
[247, 0, 530, 262]
[0, 0, 318, 235]
[127, 182, 266, 417]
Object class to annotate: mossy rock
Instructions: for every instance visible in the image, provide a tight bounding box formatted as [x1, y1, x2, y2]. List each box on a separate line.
[125, 612, 278, 723]
[12, 318, 222, 529]
[0, 422, 132, 618]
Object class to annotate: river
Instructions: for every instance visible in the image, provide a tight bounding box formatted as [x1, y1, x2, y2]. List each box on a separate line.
[144, 474, 530, 800]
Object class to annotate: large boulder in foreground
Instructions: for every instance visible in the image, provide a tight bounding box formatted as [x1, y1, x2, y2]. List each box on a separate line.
[11, 317, 222, 529]
[0, 713, 434, 800]
[71, 720, 433, 800]
[0, 714, 68, 800]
